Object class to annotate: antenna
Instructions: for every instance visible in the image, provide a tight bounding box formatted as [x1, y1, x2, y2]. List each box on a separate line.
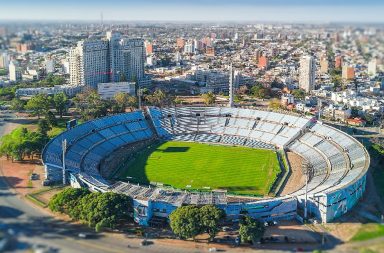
[100, 12, 103, 27]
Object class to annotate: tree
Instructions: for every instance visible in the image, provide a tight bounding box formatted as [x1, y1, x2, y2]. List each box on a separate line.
[199, 205, 225, 241]
[113, 92, 137, 113]
[37, 119, 51, 137]
[25, 94, 51, 119]
[49, 188, 90, 214]
[10, 98, 26, 112]
[0, 127, 45, 161]
[77, 192, 132, 230]
[291, 89, 306, 100]
[46, 111, 57, 127]
[73, 89, 109, 120]
[201, 91, 216, 105]
[239, 216, 265, 245]
[169, 205, 202, 240]
[250, 84, 270, 99]
[238, 85, 249, 95]
[53, 92, 68, 118]
[268, 98, 280, 110]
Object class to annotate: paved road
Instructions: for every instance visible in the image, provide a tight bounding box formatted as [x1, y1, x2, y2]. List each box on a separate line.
[0, 113, 204, 253]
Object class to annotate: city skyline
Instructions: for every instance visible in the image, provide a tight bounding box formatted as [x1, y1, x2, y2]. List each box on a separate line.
[1, 0, 384, 23]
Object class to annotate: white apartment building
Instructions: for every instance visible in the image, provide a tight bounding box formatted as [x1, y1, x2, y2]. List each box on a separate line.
[9, 61, 22, 82]
[299, 55, 315, 93]
[69, 32, 145, 89]
[45, 59, 55, 74]
[97, 82, 136, 99]
[0, 51, 9, 69]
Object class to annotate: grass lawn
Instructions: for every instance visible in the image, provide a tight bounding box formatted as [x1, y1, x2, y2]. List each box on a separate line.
[351, 223, 384, 242]
[117, 141, 281, 196]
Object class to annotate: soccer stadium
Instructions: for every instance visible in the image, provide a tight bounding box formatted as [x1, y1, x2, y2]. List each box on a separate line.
[42, 107, 370, 226]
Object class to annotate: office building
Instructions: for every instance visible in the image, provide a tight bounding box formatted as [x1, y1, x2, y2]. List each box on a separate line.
[299, 56, 315, 92]
[97, 82, 136, 99]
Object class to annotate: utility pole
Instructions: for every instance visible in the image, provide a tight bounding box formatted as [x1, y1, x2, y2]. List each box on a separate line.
[62, 139, 67, 185]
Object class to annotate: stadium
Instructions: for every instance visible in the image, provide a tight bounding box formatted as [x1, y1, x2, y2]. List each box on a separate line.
[42, 106, 370, 226]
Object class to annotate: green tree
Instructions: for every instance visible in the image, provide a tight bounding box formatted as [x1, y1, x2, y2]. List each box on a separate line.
[268, 98, 281, 110]
[250, 84, 270, 99]
[199, 205, 225, 241]
[113, 92, 137, 113]
[10, 98, 26, 112]
[25, 94, 51, 118]
[201, 91, 216, 105]
[46, 111, 57, 127]
[49, 188, 90, 214]
[73, 89, 109, 120]
[239, 216, 265, 245]
[77, 192, 132, 230]
[0, 127, 45, 161]
[53, 92, 68, 118]
[169, 205, 202, 240]
[291, 89, 306, 100]
[37, 119, 51, 137]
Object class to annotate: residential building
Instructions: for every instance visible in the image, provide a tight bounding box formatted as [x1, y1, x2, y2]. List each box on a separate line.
[69, 32, 145, 89]
[342, 65, 355, 80]
[299, 55, 315, 92]
[368, 59, 377, 76]
[9, 61, 22, 81]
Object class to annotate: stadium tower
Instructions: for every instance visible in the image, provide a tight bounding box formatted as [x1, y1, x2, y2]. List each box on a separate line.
[228, 63, 234, 107]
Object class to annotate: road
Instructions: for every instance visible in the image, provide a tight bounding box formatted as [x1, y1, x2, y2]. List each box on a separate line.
[0, 112, 203, 253]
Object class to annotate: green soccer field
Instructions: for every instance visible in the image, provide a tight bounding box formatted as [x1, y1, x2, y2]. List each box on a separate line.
[117, 141, 281, 196]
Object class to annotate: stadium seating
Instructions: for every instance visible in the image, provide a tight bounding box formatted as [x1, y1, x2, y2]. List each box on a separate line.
[43, 107, 369, 224]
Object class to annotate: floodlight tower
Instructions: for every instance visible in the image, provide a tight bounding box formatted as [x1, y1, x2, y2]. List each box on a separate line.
[302, 161, 313, 220]
[62, 139, 67, 185]
[228, 63, 234, 108]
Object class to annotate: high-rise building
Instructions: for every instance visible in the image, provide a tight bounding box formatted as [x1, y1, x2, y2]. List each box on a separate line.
[299, 56, 315, 93]
[368, 59, 377, 76]
[176, 38, 185, 49]
[9, 61, 22, 82]
[257, 55, 269, 69]
[45, 59, 55, 74]
[69, 32, 145, 89]
[320, 55, 329, 74]
[342, 65, 355, 80]
[0, 51, 9, 69]
[335, 55, 343, 69]
[184, 41, 194, 54]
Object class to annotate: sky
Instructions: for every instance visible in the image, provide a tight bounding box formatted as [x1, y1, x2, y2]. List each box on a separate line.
[0, 0, 383, 23]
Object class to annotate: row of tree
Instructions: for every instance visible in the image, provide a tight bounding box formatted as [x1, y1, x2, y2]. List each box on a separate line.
[11, 92, 68, 118]
[49, 188, 132, 232]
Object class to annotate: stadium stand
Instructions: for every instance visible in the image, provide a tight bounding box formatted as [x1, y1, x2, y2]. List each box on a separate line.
[42, 107, 369, 225]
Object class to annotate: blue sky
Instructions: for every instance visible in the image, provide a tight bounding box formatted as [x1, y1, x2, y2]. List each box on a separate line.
[1, 0, 383, 22]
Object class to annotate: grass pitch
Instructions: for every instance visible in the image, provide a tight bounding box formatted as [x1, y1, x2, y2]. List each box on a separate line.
[117, 141, 281, 196]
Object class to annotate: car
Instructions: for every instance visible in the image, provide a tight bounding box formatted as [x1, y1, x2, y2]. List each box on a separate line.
[30, 173, 39, 180]
[208, 248, 217, 252]
[264, 222, 269, 227]
[78, 232, 91, 239]
[140, 240, 149, 246]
